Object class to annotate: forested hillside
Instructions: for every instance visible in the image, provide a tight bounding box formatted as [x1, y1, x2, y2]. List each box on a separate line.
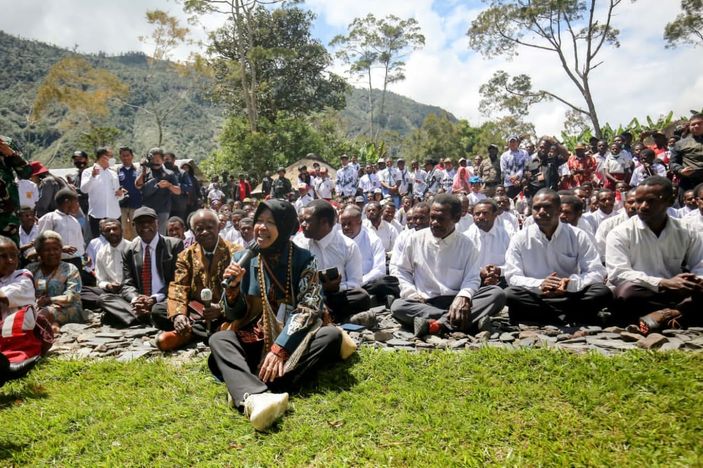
[0, 31, 455, 167]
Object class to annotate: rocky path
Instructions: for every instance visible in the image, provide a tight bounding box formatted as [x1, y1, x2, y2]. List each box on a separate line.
[50, 307, 703, 363]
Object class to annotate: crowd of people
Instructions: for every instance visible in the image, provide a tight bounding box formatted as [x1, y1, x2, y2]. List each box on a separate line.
[0, 112, 701, 431]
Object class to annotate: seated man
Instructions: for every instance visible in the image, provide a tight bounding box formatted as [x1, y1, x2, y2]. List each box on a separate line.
[455, 194, 474, 232]
[390, 194, 506, 337]
[607, 176, 703, 334]
[504, 189, 611, 324]
[582, 188, 617, 230]
[36, 188, 85, 272]
[595, 189, 637, 262]
[85, 218, 109, 284]
[98, 207, 183, 327]
[682, 182, 703, 230]
[363, 201, 398, 252]
[494, 194, 518, 235]
[339, 205, 399, 309]
[18, 206, 38, 267]
[390, 203, 430, 266]
[81, 218, 127, 312]
[167, 216, 187, 241]
[0, 236, 52, 385]
[464, 199, 510, 288]
[295, 200, 371, 323]
[559, 194, 596, 241]
[155, 209, 240, 351]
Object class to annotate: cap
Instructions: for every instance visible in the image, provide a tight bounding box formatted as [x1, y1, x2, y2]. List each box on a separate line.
[297, 182, 308, 190]
[277, 167, 286, 172]
[377, 158, 385, 164]
[242, 197, 253, 203]
[355, 195, 365, 203]
[488, 144, 498, 150]
[340, 154, 349, 159]
[148, 147, 163, 157]
[469, 176, 482, 184]
[133, 206, 158, 220]
[443, 157, 453, 163]
[574, 142, 588, 150]
[397, 158, 405, 163]
[508, 135, 519, 142]
[373, 188, 382, 194]
[29, 161, 49, 176]
[458, 157, 467, 163]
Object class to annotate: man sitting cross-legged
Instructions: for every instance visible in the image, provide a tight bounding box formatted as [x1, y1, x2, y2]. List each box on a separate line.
[294, 200, 371, 323]
[389, 194, 506, 337]
[339, 205, 399, 312]
[464, 199, 511, 288]
[98, 207, 183, 327]
[504, 189, 611, 324]
[155, 209, 240, 351]
[607, 176, 703, 334]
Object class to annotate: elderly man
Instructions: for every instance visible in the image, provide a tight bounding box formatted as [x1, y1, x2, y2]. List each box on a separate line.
[98, 207, 183, 327]
[154, 209, 240, 351]
[607, 176, 703, 334]
[465, 199, 511, 288]
[390, 194, 506, 337]
[294, 200, 370, 323]
[339, 205, 399, 310]
[504, 189, 611, 324]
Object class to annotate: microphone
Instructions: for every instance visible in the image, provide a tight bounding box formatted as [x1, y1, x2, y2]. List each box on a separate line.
[200, 288, 212, 308]
[221, 243, 260, 288]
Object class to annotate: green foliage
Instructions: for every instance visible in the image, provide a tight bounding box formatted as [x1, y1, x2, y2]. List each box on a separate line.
[1, 350, 702, 465]
[664, 0, 703, 48]
[76, 126, 122, 152]
[402, 112, 469, 161]
[202, 111, 359, 178]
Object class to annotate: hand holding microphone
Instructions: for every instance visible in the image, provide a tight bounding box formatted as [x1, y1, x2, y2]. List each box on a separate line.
[221, 245, 260, 289]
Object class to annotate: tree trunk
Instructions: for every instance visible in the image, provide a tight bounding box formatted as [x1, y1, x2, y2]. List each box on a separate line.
[582, 79, 601, 138]
[367, 67, 374, 140]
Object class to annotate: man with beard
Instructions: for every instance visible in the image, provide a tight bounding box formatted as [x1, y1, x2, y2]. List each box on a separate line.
[504, 189, 611, 324]
[607, 176, 703, 334]
[389, 194, 506, 337]
[136, 148, 181, 235]
[98, 207, 183, 327]
[156, 209, 240, 351]
[465, 199, 510, 287]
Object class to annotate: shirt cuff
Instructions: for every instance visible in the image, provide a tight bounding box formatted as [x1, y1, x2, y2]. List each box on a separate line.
[98, 281, 109, 290]
[151, 293, 165, 303]
[457, 288, 475, 300]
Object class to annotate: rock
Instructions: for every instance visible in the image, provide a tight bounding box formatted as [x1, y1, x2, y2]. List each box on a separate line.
[586, 338, 636, 351]
[687, 327, 703, 332]
[60, 323, 90, 333]
[499, 332, 515, 343]
[76, 348, 93, 359]
[449, 332, 467, 339]
[558, 344, 592, 354]
[425, 335, 448, 348]
[474, 331, 490, 341]
[485, 341, 514, 350]
[393, 330, 414, 341]
[636, 333, 668, 350]
[450, 338, 469, 349]
[373, 331, 394, 343]
[386, 338, 414, 348]
[620, 332, 643, 342]
[123, 328, 158, 338]
[661, 329, 685, 336]
[556, 334, 571, 342]
[95, 332, 123, 339]
[518, 330, 540, 339]
[660, 341, 682, 351]
[517, 336, 539, 347]
[581, 325, 602, 334]
[381, 347, 397, 352]
[596, 332, 622, 340]
[490, 332, 500, 340]
[625, 324, 641, 333]
[415, 341, 434, 349]
[559, 336, 587, 344]
[604, 326, 625, 333]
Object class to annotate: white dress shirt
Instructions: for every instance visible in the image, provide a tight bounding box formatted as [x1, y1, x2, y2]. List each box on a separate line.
[80, 166, 121, 219]
[95, 239, 128, 289]
[294, 229, 363, 291]
[221, 226, 244, 247]
[363, 219, 398, 252]
[594, 212, 629, 262]
[85, 236, 108, 273]
[504, 222, 605, 293]
[678, 206, 696, 218]
[314, 177, 334, 199]
[294, 193, 314, 213]
[683, 210, 703, 230]
[468, 191, 486, 206]
[390, 227, 480, 300]
[606, 216, 703, 291]
[465, 222, 510, 269]
[37, 210, 85, 258]
[19, 224, 39, 247]
[389, 219, 403, 234]
[412, 169, 428, 196]
[457, 214, 474, 233]
[582, 209, 617, 230]
[18, 179, 39, 209]
[350, 226, 386, 284]
[140, 235, 165, 302]
[0, 269, 36, 319]
[498, 211, 519, 235]
[390, 228, 414, 265]
[629, 163, 666, 187]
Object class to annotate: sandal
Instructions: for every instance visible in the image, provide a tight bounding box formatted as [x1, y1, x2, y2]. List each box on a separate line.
[639, 308, 682, 335]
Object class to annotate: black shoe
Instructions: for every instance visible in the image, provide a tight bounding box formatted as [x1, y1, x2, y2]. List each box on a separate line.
[385, 295, 396, 310]
[413, 317, 430, 338]
[6, 355, 40, 381]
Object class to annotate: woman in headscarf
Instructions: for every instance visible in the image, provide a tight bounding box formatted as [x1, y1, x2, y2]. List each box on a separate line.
[452, 165, 471, 194]
[208, 199, 344, 431]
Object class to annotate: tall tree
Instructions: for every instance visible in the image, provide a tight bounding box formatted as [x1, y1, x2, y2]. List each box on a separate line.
[207, 6, 347, 123]
[330, 14, 425, 140]
[30, 56, 128, 158]
[664, 0, 703, 48]
[468, 0, 628, 137]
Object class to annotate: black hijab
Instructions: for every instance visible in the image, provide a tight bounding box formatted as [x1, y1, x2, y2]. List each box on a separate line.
[253, 199, 299, 255]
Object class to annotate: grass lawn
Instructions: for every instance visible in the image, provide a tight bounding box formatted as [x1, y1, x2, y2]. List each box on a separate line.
[1, 349, 702, 466]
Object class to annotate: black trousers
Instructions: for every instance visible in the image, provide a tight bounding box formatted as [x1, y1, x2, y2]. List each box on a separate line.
[362, 275, 400, 300]
[505, 283, 612, 324]
[208, 326, 342, 408]
[324, 288, 371, 323]
[80, 285, 105, 312]
[613, 281, 703, 325]
[391, 286, 506, 333]
[98, 293, 165, 328]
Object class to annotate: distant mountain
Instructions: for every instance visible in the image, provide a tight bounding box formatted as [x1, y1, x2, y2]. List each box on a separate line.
[0, 31, 456, 167]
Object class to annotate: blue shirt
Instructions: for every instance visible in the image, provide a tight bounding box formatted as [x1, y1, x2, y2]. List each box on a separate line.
[119, 165, 142, 209]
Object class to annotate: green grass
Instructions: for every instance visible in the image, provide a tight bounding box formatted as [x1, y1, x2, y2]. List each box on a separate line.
[1, 349, 702, 466]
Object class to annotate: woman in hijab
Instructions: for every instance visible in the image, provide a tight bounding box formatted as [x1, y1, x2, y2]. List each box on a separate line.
[452, 165, 471, 194]
[208, 199, 343, 431]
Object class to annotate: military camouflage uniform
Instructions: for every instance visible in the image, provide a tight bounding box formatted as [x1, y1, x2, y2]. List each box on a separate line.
[0, 136, 32, 246]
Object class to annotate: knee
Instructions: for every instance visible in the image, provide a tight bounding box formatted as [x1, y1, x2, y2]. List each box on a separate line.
[504, 286, 527, 303]
[480, 286, 507, 310]
[316, 326, 342, 349]
[613, 281, 639, 302]
[390, 298, 408, 316]
[208, 330, 230, 353]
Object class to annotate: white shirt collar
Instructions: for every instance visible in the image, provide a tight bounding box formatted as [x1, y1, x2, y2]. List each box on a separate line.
[317, 228, 336, 249]
[141, 234, 160, 251]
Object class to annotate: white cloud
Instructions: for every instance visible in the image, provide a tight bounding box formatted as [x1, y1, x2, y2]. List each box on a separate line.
[1, 0, 700, 138]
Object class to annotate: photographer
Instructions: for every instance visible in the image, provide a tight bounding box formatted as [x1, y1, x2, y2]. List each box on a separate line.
[136, 147, 181, 235]
[0, 136, 32, 246]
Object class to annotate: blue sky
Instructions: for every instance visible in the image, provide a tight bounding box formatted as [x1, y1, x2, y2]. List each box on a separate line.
[0, 0, 700, 138]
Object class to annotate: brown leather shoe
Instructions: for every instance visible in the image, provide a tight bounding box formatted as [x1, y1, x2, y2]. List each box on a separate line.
[639, 308, 682, 335]
[156, 331, 192, 351]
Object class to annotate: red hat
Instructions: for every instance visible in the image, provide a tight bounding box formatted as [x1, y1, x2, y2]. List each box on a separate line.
[29, 161, 49, 176]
